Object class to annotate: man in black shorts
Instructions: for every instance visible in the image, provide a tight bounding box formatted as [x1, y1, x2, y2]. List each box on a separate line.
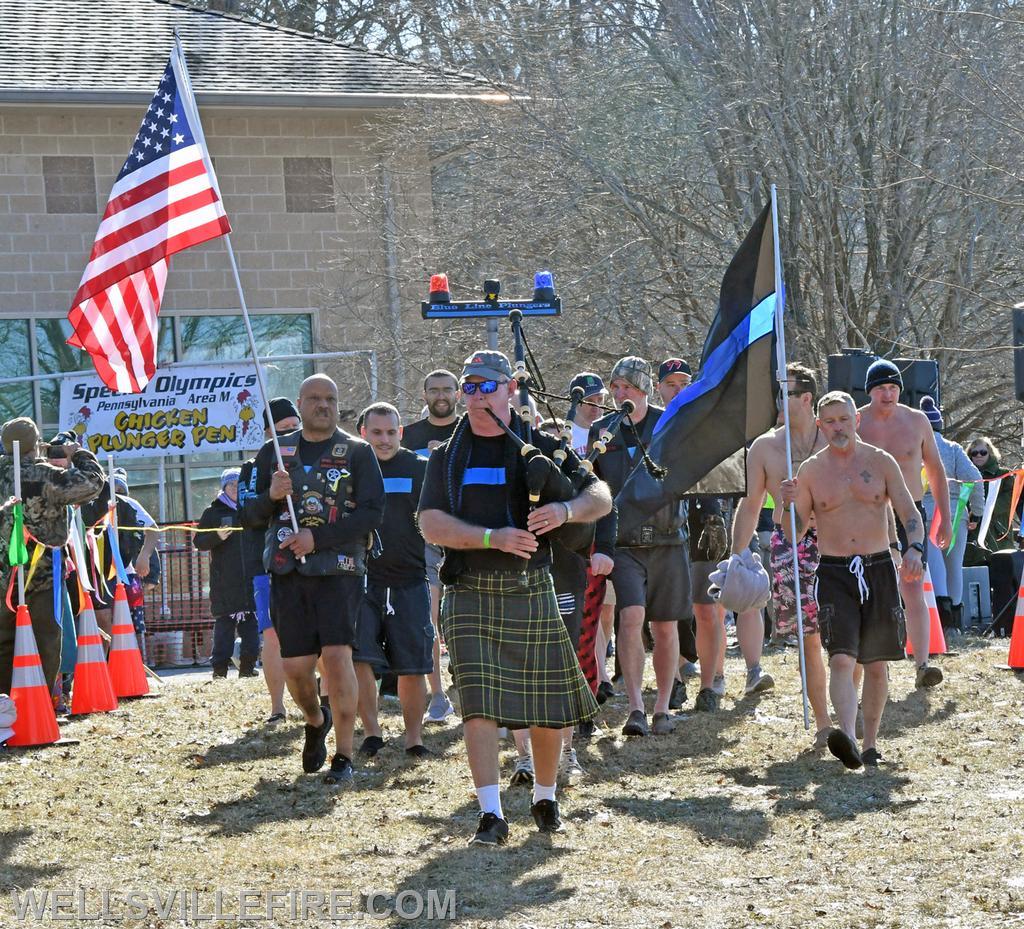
[355, 402, 434, 760]
[241, 374, 384, 784]
[590, 356, 691, 738]
[781, 391, 925, 769]
[401, 369, 460, 722]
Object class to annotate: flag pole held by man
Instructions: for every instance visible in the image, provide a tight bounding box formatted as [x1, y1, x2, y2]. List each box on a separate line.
[616, 200, 781, 533]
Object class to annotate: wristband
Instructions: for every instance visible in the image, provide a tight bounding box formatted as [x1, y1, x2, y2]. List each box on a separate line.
[483, 528, 493, 549]
[562, 501, 573, 523]
[908, 541, 925, 554]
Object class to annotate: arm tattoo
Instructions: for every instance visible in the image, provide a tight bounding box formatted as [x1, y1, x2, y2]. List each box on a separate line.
[860, 470, 872, 483]
[905, 517, 920, 535]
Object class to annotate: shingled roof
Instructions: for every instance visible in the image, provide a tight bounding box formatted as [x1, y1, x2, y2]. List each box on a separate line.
[0, 0, 504, 107]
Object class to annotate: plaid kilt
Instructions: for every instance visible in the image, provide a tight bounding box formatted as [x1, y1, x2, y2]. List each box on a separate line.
[441, 568, 599, 729]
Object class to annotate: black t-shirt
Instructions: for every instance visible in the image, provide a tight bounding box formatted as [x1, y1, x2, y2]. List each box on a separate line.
[299, 437, 334, 470]
[370, 449, 427, 585]
[418, 423, 597, 574]
[401, 418, 457, 458]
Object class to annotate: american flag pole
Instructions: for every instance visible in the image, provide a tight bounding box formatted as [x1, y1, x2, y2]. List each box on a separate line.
[171, 32, 304, 552]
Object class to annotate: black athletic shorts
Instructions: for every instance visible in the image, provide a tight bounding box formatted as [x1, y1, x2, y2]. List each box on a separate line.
[611, 545, 693, 621]
[815, 551, 907, 664]
[895, 501, 928, 568]
[269, 571, 362, 659]
[354, 579, 434, 675]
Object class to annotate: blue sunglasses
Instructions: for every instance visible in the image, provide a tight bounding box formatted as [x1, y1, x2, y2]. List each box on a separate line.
[461, 379, 505, 395]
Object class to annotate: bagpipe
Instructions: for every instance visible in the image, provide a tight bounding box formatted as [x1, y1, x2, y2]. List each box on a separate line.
[486, 308, 649, 552]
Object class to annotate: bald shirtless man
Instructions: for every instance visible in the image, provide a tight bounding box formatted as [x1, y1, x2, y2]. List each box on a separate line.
[732, 363, 831, 746]
[781, 391, 924, 769]
[857, 359, 949, 688]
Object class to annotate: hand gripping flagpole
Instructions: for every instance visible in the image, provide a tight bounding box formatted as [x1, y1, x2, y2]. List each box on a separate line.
[771, 184, 811, 731]
[172, 33, 303, 557]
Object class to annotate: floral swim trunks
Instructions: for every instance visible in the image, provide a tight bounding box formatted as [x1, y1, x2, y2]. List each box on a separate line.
[769, 526, 819, 637]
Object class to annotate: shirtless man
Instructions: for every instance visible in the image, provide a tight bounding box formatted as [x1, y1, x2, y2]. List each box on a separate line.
[857, 359, 949, 688]
[731, 364, 831, 745]
[781, 391, 924, 769]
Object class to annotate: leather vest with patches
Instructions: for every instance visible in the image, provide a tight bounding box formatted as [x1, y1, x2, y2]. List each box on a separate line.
[263, 429, 367, 577]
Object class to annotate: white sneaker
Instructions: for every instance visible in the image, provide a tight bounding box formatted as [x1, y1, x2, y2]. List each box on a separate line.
[744, 666, 775, 696]
[509, 754, 534, 787]
[559, 747, 585, 784]
[711, 674, 726, 697]
[426, 693, 455, 723]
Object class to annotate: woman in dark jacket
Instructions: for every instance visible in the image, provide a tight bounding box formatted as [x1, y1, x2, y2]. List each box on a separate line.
[194, 468, 259, 678]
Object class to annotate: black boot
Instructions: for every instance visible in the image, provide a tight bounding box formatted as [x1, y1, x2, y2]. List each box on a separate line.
[936, 596, 955, 632]
[950, 602, 965, 633]
[212, 664, 229, 679]
[238, 655, 260, 678]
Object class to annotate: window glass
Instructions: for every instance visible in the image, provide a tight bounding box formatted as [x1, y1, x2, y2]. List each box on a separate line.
[0, 320, 32, 422]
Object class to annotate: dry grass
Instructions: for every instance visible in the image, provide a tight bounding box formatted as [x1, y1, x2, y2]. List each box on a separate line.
[2, 638, 1024, 929]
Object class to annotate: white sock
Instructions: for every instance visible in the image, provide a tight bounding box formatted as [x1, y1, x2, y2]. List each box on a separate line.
[476, 784, 503, 819]
[533, 782, 556, 804]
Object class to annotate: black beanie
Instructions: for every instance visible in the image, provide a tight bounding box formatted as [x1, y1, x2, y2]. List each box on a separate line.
[864, 359, 903, 394]
[263, 397, 299, 430]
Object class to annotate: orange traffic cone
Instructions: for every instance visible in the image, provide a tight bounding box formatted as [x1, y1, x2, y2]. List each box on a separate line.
[71, 590, 118, 714]
[907, 563, 947, 659]
[107, 583, 148, 697]
[7, 604, 60, 747]
[1008, 583, 1024, 670]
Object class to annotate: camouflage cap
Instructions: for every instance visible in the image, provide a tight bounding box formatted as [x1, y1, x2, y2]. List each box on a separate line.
[609, 356, 653, 394]
[1, 417, 41, 456]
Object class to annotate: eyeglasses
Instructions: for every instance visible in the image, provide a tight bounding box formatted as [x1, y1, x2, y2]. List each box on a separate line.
[461, 379, 506, 395]
[969, 449, 989, 458]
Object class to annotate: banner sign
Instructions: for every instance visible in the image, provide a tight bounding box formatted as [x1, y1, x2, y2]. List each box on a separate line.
[58, 364, 266, 459]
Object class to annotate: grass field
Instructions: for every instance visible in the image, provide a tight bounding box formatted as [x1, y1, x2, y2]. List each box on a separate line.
[2, 637, 1023, 928]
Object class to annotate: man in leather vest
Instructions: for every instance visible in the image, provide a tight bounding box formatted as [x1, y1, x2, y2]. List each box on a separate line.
[589, 356, 692, 738]
[241, 375, 384, 785]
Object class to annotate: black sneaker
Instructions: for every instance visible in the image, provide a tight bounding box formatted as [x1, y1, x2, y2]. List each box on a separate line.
[669, 678, 687, 710]
[358, 735, 385, 757]
[301, 706, 333, 773]
[596, 681, 615, 704]
[530, 799, 564, 833]
[470, 812, 509, 846]
[826, 728, 863, 770]
[861, 747, 883, 768]
[694, 687, 720, 713]
[576, 719, 596, 740]
[323, 753, 353, 785]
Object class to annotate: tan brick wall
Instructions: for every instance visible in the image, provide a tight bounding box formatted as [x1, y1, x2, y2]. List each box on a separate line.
[0, 104, 433, 383]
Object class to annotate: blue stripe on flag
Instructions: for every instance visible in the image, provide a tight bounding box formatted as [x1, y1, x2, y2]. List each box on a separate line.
[462, 467, 506, 486]
[383, 477, 414, 494]
[655, 292, 776, 436]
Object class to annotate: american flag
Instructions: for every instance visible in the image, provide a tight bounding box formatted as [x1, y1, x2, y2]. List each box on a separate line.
[67, 49, 230, 393]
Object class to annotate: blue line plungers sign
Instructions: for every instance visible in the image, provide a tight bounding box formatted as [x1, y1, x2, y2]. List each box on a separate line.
[58, 363, 266, 458]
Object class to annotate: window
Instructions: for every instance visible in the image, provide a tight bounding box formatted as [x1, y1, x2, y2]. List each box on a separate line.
[283, 157, 334, 213]
[0, 320, 32, 422]
[42, 156, 97, 214]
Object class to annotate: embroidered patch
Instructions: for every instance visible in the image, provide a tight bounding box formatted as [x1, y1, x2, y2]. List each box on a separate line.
[332, 443, 348, 457]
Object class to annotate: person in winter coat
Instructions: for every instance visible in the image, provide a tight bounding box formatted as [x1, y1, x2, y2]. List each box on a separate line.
[194, 468, 259, 678]
[965, 437, 1017, 555]
[919, 398, 984, 631]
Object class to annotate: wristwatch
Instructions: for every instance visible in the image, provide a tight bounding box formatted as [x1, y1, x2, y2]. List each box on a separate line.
[562, 500, 574, 523]
[908, 541, 925, 554]
[889, 541, 902, 553]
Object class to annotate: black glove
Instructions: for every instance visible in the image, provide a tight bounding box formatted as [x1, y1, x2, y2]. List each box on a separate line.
[696, 514, 729, 563]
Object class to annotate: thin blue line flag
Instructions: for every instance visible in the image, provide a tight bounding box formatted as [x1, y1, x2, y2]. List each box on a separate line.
[617, 201, 780, 533]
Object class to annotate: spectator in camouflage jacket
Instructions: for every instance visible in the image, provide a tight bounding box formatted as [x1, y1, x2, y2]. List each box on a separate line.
[0, 418, 105, 696]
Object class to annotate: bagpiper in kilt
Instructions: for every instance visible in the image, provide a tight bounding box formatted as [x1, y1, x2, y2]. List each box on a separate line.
[419, 350, 612, 845]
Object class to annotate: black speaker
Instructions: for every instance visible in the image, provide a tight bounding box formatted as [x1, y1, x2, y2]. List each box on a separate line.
[827, 349, 940, 409]
[1014, 308, 1024, 402]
